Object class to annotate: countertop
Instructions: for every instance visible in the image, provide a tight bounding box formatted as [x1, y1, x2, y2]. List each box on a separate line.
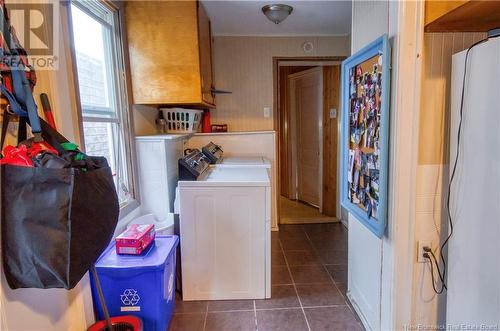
[193, 130, 275, 136]
[135, 133, 194, 141]
[136, 131, 276, 141]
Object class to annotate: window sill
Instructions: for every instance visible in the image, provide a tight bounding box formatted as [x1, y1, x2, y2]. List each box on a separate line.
[112, 199, 141, 238]
[119, 199, 140, 220]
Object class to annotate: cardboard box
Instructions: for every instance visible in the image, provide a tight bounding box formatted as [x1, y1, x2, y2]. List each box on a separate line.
[115, 224, 155, 255]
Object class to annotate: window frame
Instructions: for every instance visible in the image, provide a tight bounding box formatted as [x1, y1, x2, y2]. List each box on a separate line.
[66, 0, 139, 215]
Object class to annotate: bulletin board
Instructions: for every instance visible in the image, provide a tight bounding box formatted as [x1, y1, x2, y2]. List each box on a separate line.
[340, 35, 391, 238]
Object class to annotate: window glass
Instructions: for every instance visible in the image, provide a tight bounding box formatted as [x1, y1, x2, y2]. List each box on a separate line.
[70, 1, 133, 206]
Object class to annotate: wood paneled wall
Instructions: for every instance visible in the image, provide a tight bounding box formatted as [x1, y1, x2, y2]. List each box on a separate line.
[412, 31, 486, 327]
[322, 66, 340, 216]
[277, 65, 340, 217]
[211, 36, 350, 132]
[418, 32, 486, 165]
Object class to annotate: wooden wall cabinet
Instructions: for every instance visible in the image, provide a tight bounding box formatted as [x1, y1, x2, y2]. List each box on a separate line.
[125, 1, 215, 107]
[425, 0, 500, 32]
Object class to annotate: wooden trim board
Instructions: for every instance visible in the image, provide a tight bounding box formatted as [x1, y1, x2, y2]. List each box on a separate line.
[273, 57, 344, 221]
[322, 66, 340, 216]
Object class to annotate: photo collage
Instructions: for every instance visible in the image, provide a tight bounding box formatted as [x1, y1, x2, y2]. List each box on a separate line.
[347, 54, 383, 220]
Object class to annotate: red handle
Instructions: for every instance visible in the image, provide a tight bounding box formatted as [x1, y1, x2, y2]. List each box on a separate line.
[40, 93, 57, 129]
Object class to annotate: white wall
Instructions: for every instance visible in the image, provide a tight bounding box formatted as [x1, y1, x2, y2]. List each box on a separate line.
[134, 36, 351, 135]
[351, 1, 389, 56]
[347, 2, 390, 330]
[348, 1, 422, 330]
[211, 36, 350, 132]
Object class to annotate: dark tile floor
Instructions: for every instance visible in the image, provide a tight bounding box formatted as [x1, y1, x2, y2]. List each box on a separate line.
[169, 223, 364, 331]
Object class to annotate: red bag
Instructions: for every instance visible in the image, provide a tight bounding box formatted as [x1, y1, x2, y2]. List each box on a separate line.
[0, 145, 33, 167]
[0, 139, 58, 167]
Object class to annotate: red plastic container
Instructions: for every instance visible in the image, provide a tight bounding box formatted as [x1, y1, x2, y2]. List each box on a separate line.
[115, 224, 155, 255]
[87, 315, 143, 331]
[201, 109, 211, 133]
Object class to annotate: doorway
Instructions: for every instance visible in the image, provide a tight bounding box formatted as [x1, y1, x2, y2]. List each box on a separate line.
[275, 58, 343, 225]
[289, 67, 323, 208]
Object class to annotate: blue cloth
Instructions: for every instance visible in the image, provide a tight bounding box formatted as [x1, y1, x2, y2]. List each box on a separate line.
[0, 20, 41, 134]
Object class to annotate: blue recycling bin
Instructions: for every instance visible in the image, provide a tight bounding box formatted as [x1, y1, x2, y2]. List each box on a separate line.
[90, 235, 179, 331]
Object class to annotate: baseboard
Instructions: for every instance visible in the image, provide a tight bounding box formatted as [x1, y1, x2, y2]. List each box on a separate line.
[347, 290, 373, 331]
[280, 217, 339, 225]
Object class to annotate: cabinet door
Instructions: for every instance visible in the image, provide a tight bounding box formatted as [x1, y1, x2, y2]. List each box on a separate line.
[197, 3, 215, 106]
[125, 1, 202, 105]
[180, 186, 266, 300]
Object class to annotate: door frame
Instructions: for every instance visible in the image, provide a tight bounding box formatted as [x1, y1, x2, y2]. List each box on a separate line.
[288, 67, 324, 211]
[273, 56, 345, 223]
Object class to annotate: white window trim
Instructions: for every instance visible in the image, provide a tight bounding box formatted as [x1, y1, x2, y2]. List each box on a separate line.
[66, 0, 139, 217]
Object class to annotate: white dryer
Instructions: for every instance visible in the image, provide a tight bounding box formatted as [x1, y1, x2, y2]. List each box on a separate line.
[178, 150, 271, 301]
[201, 142, 271, 168]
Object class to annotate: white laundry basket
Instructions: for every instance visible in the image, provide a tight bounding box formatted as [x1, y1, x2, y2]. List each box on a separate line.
[161, 108, 202, 133]
[129, 213, 175, 235]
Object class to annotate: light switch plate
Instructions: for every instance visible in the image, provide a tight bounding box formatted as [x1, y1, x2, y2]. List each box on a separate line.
[264, 107, 271, 118]
[329, 108, 337, 119]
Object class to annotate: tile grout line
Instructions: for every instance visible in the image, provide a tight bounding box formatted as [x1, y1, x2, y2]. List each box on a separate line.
[179, 303, 351, 315]
[253, 300, 258, 331]
[202, 302, 209, 331]
[280, 228, 312, 331]
[206, 309, 255, 313]
[303, 225, 353, 309]
[303, 225, 363, 326]
[255, 304, 347, 311]
[322, 263, 350, 305]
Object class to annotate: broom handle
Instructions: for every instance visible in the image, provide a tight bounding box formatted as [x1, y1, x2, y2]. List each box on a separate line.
[90, 266, 113, 331]
[40, 93, 57, 130]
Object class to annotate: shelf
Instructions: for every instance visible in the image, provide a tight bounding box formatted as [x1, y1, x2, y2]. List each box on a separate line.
[425, 0, 500, 32]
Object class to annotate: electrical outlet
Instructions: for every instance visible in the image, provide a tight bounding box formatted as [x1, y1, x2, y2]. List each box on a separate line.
[417, 241, 432, 263]
[329, 108, 337, 119]
[263, 107, 271, 118]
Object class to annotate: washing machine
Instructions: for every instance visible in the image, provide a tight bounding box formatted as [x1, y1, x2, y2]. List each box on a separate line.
[177, 149, 271, 300]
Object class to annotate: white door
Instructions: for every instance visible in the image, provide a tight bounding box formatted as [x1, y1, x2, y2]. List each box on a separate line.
[289, 67, 323, 208]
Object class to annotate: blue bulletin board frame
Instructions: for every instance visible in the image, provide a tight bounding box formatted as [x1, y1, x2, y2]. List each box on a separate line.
[340, 34, 391, 238]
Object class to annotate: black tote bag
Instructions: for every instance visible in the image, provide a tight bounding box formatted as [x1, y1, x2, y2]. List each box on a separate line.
[0, 0, 119, 289]
[1, 119, 120, 290]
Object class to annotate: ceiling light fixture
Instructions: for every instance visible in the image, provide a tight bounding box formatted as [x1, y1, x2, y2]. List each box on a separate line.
[262, 4, 293, 24]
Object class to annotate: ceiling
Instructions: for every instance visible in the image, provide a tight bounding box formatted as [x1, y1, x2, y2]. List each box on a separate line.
[201, 0, 352, 36]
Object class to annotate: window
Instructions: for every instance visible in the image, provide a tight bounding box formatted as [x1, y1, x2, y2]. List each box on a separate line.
[70, 0, 135, 207]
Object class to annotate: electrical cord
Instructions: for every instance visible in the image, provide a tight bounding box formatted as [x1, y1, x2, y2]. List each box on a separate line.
[439, 34, 499, 292]
[429, 250, 447, 291]
[424, 252, 445, 295]
[423, 246, 447, 291]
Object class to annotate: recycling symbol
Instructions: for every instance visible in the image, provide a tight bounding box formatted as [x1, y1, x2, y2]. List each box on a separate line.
[120, 289, 140, 306]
